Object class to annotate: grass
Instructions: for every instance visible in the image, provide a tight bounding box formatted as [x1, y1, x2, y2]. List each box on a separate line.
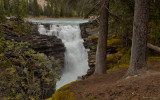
[46, 81, 77, 100]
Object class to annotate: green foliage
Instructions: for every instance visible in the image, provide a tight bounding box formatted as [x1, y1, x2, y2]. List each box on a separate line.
[107, 39, 123, 47]
[52, 90, 75, 100]
[107, 48, 131, 71]
[0, 0, 6, 23]
[148, 20, 160, 47]
[148, 56, 160, 61]
[109, 0, 134, 44]
[14, 21, 32, 35]
[13, 0, 27, 21]
[88, 35, 98, 44]
[121, 48, 131, 63]
[43, 3, 54, 17]
[84, 93, 89, 98]
[32, 0, 40, 17]
[0, 37, 60, 99]
[0, 0, 98, 18]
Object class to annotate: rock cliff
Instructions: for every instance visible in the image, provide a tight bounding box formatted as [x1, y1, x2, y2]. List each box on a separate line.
[31, 24, 65, 68]
[80, 21, 99, 77]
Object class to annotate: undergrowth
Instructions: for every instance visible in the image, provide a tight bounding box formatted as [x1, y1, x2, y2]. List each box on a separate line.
[46, 82, 76, 100]
[0, 26, 60, 99]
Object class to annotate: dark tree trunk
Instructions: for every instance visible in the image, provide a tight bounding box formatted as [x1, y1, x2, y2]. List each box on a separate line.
[94, 0, 109, 74]
[126, 0, 150, 76]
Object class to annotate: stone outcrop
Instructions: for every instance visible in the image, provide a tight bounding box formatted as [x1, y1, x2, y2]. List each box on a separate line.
[30, 24, 65, 68]
[80, 21, 99, 78]
[80, 21, 99, 38]
[1, 23, 65, 69]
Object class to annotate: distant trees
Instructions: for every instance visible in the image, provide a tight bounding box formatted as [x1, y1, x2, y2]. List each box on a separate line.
[13, 0, 27, 21]
[3, 0, 10, 15]
[0, 0, 6, 23]
[32, 0, 40, 16]
[125, 0, 150, 76]
[0, 0, 98, 19]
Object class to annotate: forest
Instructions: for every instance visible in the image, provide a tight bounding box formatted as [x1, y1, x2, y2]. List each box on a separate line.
[0, 0, 97, 19]
[0, 0, 160, 100]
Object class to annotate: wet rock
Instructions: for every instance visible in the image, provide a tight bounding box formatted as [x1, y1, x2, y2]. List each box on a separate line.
[1, 23, 65, 69]
[30, 24, 65, 68]
[80, 22, 98, 78]
[31, 35, 65, 68]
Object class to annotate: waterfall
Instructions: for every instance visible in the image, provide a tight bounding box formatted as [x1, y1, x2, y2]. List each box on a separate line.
[37, 21, 89, 90]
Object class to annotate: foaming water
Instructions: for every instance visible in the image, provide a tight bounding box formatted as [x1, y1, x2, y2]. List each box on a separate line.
[29, 19, 88, 25]
[37, 20, 89, 90]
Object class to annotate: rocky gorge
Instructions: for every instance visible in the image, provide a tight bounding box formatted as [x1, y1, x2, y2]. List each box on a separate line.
[31, 21, 98, 78]
[80, 21, 98, 77]
[30, 24, 65, 69]
[33, 20, 99, 78]
[0, 23, 65, 99]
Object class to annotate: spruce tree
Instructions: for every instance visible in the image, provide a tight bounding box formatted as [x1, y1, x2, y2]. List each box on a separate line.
[0, 0, 6, 23]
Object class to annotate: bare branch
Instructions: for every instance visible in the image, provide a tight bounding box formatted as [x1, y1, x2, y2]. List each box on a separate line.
[147, 43, 160, 53]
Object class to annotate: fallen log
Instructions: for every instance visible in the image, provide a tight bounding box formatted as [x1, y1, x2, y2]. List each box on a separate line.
[147, 43, 160, 52]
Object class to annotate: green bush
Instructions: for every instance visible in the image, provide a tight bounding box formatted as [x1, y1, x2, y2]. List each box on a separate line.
[0, 37, 60, 100]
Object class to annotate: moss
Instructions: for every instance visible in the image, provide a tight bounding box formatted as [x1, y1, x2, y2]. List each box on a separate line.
[46, 82, 76, 100]
[107, 55, 117, 64]
[107, 39, 123, 47]
[115, 48, 127, 58]
[52, 90, 75, 100]
[88, 35, 98, 44]
[107, 48, 129, 71]
[148, 56, 160, 61]
[46, 98, 52, 100]
[88, 36, 123, 47]
[107, 48, 127, 64]
[107, 63, 129, 71]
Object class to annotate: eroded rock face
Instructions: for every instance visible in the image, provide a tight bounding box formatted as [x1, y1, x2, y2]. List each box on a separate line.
[80, 21, 98, 38]
[30, 24, 65, 69]
[80, 21, 99, 78]
[31, 35, 65, 68]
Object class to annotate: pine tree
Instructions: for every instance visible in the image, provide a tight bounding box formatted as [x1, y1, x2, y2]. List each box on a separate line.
[125, 0, 150, 76]
[3, 0, 10, 16]
[0, 0, 6, 23]
[95, 0, 109, 74]
[33, 0, 39, 17]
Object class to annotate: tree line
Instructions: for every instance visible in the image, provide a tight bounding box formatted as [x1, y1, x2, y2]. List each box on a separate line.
[0, 0, 96, 22]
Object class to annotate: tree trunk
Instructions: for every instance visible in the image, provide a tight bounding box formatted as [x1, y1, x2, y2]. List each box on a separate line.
[126, 0, 150, 76]
[94, 0, 109, 74]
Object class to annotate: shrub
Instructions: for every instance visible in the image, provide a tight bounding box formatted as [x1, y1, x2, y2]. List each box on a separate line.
[0, 37, 60, 99]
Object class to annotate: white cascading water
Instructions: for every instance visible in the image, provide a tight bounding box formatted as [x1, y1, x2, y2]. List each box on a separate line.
[38, 22, 89, 90]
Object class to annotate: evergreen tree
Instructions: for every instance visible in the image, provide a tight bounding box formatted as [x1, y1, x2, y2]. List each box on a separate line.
[60, 6, 64, 17]
[126, 0, 150, 76]
[33, 0, 40, 17]
[3, 0, 10, 16]
[0, 0, 6, 23]
[95, 0, 109, 74]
